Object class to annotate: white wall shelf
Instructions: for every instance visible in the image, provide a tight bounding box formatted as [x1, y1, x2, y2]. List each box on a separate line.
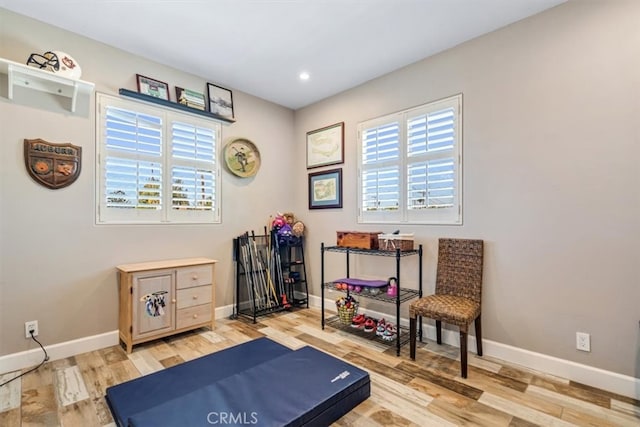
[0, 57, 95, 113]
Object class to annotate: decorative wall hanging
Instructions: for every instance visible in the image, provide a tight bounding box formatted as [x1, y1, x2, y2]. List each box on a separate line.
[207, 83, 234, 119]
[308, 168, 342, 209]
[24, 138, 81, 189]
[306, 122, 344, 169]
[140, 291, 168, 317]
[224, 138, 261, 178]
[136, 74, 169, 100]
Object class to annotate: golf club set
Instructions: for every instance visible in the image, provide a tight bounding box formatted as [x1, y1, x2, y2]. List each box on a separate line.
[235, 229, 292, 316]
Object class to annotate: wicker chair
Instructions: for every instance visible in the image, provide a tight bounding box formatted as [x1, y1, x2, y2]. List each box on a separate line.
[409, 238, 484, 378]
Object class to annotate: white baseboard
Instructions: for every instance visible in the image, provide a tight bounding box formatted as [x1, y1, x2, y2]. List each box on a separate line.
[3, 299, 638, 400]
[478, 336, 640, 400]
[310, 295, 640, 399]
[0, 306, 237, 375]
[0, 331, 119, 374]
[215, 303, 236, 320]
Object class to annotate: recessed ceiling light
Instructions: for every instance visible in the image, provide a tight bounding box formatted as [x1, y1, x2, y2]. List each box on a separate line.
[299, 71, 310, 81]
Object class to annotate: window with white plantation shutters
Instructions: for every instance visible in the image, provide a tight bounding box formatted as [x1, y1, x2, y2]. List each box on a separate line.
[169, 122, 216, 220]
[97, 93, 221, 224]
[103, 106, 163, 216]
[358, 94, 462, 224]
[361, 120, 401, 215]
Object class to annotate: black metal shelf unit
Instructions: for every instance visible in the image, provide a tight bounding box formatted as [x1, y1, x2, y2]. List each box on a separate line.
[277, 236, 309, 309]
[233, 231, 308, 323]
[320, 244, 423, 356]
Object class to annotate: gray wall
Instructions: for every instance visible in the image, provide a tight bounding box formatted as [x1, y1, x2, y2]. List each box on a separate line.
[294, 0, 640, 377]
[1, 0, 639, 380]
[0, 9, 295, 356]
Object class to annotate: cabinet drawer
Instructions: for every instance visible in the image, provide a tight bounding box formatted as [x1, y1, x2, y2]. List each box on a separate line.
[177, 285, 212, 309]
[177, 304, 212, 329]
[176, 265, 212, 289]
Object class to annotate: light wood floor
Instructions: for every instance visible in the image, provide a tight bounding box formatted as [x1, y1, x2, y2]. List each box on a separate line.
[1, 308, 639, 426]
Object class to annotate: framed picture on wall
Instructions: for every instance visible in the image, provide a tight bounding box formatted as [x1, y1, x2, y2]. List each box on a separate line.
[136, 74, 170, 100]
[175, 87, 206, 110]
[207, 83, 234, 119]
[306, 122, 344, 169]
[308, 168, 342, 209]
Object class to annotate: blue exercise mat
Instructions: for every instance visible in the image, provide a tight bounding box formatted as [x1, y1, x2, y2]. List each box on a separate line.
[127, 345, 370, 427]
[106, 337, 292, 427]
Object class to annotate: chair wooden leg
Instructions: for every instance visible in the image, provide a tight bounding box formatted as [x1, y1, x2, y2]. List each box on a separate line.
[460, 330, 468, 378]
[475, 316, 483, 356]
[409, 317, 416, 360]
[436, 320, 442, 345]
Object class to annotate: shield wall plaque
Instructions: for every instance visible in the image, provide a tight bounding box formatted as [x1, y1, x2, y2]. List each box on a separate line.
[24, 139, 82, 189]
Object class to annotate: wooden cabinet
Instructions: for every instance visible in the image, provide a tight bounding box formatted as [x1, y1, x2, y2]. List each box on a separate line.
[117, 258, 216, 353]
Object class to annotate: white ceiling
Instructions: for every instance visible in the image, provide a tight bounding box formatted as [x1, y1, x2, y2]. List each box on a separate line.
[0, 0, 566, 110]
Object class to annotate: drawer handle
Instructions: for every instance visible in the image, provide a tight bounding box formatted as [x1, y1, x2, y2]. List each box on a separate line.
[192, 275, 198, 280]
[193, 314, 198, 319]
[192, 295, 198, 300]
[172, 299, 177, 304]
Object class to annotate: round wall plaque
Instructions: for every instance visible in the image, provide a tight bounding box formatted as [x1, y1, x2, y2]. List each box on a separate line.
[223, 138, 261, 178]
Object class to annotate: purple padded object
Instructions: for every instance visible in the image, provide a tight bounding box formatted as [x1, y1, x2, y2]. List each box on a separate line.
[333, 278, 388, 288]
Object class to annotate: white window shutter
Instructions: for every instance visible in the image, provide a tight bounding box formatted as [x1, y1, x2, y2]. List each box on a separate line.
[167, 120, 219, 222]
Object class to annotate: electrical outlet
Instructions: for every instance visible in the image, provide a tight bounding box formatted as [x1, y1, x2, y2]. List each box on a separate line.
[25, 320, 38, 338]
[576, 332, 590, 352]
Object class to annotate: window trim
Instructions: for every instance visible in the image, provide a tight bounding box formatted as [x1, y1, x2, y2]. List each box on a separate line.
[95, 93, 222, 225]
[357, 94, 462, 225]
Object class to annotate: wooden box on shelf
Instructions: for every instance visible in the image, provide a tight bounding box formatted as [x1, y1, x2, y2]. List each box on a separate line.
[378, 233, 415, 251]
[336, 231, 383, 250]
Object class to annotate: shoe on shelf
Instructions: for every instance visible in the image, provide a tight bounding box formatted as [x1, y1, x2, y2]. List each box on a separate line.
[382, 323, 397, 341]
[351, 314, 365, 328]
[363, 318, 376, 333]
[376, 318, 387, 336]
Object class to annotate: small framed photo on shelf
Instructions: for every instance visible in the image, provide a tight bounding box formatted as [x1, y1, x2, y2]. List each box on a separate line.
[136, 74, 170, 100]
[207, 83, 234, 119]
[175, 87, 206, 111]
[306, 122, 344, 169]
[308, 168, 342, 209]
